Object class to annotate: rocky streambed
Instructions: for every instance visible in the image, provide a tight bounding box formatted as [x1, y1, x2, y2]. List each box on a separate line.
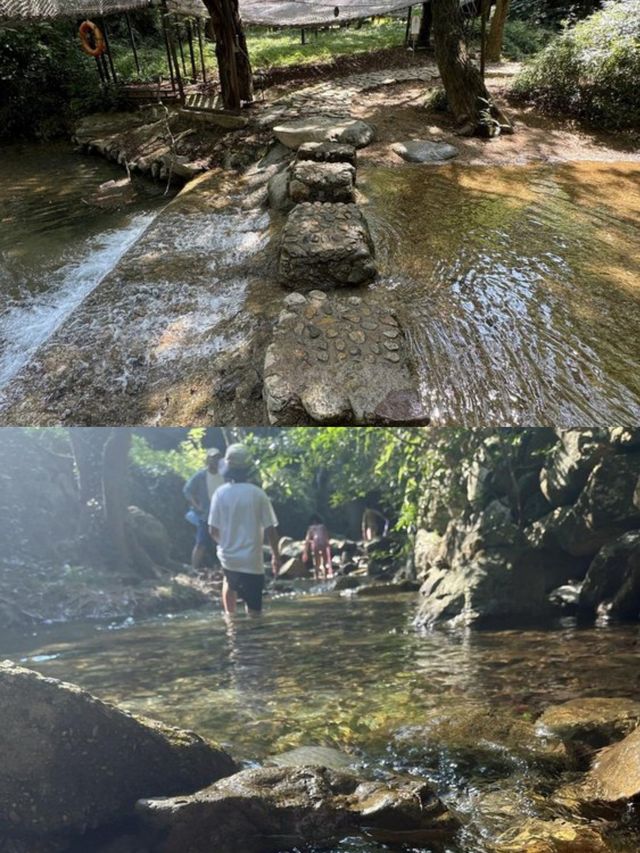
[3, 587, 640, 853]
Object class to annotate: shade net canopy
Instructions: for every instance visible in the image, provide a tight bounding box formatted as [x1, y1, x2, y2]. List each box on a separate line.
[0, 0, 207, 21]
[240, 0, 413, 27]
[0, 0, 415, 24]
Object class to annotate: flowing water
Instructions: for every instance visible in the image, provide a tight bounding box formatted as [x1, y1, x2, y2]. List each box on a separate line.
[361, 162, 640, 424]
[0, 143, 168, 393]
[4, 593, 640, 852]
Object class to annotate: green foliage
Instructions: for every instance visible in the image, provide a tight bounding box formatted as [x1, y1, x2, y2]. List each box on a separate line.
[130, 428, 209, 480]
[510, 0, 603, 27]
[501, 20, 554, 60]
[512, 0, 640, 129]
[0, 22, 106, 141]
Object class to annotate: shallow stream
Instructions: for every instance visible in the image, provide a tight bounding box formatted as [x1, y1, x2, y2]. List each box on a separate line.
[0, 143, 168, 394]
[4, 593, 640, 852]
[362, 161, 640, 424]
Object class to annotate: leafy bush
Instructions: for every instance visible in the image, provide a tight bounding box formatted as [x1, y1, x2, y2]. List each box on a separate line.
[510, 0, 603, 26]
[501, 20, 554, 60]
[0, 22, 104, 141]
[512, 0, 640, 129]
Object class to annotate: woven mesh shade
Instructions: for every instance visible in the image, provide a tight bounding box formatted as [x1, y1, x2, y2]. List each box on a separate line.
[0, 0, 416, 24]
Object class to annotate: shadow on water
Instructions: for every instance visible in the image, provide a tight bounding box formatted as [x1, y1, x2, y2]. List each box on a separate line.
[3, 595, 640, 852]
[360, 162, 640, 425]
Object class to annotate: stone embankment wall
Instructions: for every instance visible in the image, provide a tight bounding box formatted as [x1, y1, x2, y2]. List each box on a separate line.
[415, 428, 640, 627]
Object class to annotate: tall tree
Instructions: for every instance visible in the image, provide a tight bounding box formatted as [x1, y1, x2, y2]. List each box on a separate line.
[201, 0, 253, 110]
[431, 0, 512, 135]
[486, 0, 511, 62]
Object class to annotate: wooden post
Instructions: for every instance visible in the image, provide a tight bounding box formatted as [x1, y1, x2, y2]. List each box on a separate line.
[125, 12, 141, 77]
[196, 18, 208, 83]
[301, 27, 306, 45]
[186, 18, 198, 81]
[176, 17, 188, 78]
[164, 11, 185, 103]
[404, 5, 412, 46]
[161, 6, 177, 92]
[100, 17, 118, 84]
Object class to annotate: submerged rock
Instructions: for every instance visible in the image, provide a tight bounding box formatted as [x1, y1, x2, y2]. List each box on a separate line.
[491, 818, 609, 853]
[263, 291, 429, 426]
[391, 140, 459, 163]
[267, 745, 356, 770]
[279, 202, 376, 289]
[137, 765, 459, 853]
[0, 662, 236, 841]
[395, 704, 568, 777]
[537, 697, 640, 754]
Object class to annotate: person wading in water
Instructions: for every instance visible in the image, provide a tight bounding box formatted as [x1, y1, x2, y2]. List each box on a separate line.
[362, 507, 390, 542]
[208, 444, 281, 617]
[303, 514, 333, 580]
[183, 448, 224, 571]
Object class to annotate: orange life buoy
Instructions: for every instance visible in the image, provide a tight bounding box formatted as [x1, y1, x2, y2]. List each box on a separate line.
[79, 20, 106, 58]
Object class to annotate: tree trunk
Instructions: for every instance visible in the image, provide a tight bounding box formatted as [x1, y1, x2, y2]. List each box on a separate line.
[486, 0, 510, 63]
[431, 0, 512, 135]
[416, 2, 432, 48]
[102, 429, 133, 573]
[202, 0, 253, 110]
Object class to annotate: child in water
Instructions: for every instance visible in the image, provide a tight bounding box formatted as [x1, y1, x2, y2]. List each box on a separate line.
[303, 514, 333, 580]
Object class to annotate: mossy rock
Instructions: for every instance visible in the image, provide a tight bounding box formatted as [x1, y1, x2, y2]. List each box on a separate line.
[0, 661, 237, 841]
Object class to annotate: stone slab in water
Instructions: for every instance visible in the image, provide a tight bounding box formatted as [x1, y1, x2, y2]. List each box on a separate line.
[274, 117, 375, 149]
[263, 290, 430, 426]
[297, 141, 357, 167]
[268, 745, 356, 770]
[279, 202, 376, 289]
[289, 160, 356, 205]
[392, 140, 459, 163]
[137, 765, 459, 853]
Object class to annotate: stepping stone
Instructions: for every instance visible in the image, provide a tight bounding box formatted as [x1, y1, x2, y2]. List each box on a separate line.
[279, 203, 376, 290]
[289, 161, 356, 205]
[264, 291, 430, 426]
[274, 117, 375, 150]
[392, 140, 459, 163]
[297, 141, 357, 168]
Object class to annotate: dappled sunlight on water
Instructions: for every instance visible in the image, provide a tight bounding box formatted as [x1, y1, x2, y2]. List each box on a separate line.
[361, 162, 640, 425]
[4, 595, 640, 852]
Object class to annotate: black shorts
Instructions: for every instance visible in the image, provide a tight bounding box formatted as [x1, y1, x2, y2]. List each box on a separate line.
[223, 570, 265, 612]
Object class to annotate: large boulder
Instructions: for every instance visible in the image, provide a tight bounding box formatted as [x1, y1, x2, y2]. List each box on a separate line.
[416, 501, 559, 628]
[391, 139, 459, 164]
[278, 202, 376, 290]
[579, 531, 640, 618]
[0, 662, 237, 841]
[539, 430, 609, 507]
[137, 765, 459, 853]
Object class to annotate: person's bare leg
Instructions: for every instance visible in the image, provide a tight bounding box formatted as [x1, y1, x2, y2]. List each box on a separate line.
[192, 544, 206, 571]
[222, 578, 237, 615]
[313, 548, 322, 580]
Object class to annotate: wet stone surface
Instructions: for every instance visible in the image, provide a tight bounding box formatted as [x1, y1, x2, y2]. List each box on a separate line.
[297, 141, 357, 168]
[263, 290, 430, 425]
[289, 160, 356, 205]
[279, 203, 376, 289]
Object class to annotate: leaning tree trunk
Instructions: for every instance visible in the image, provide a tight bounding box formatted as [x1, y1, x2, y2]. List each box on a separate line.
[486, 0, 511, 62]
[202, 0, 253, 110]
[431, 0, 512, 136]
[102, 429, 133, 574]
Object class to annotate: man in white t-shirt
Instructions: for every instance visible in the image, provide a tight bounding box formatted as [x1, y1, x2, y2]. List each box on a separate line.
[208, 444, 281, 616]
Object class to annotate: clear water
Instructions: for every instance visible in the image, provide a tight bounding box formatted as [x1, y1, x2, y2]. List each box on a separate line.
[4, 593, 640, 852]
[0, 143, 168, 392]
[361, 162, 640, 425]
